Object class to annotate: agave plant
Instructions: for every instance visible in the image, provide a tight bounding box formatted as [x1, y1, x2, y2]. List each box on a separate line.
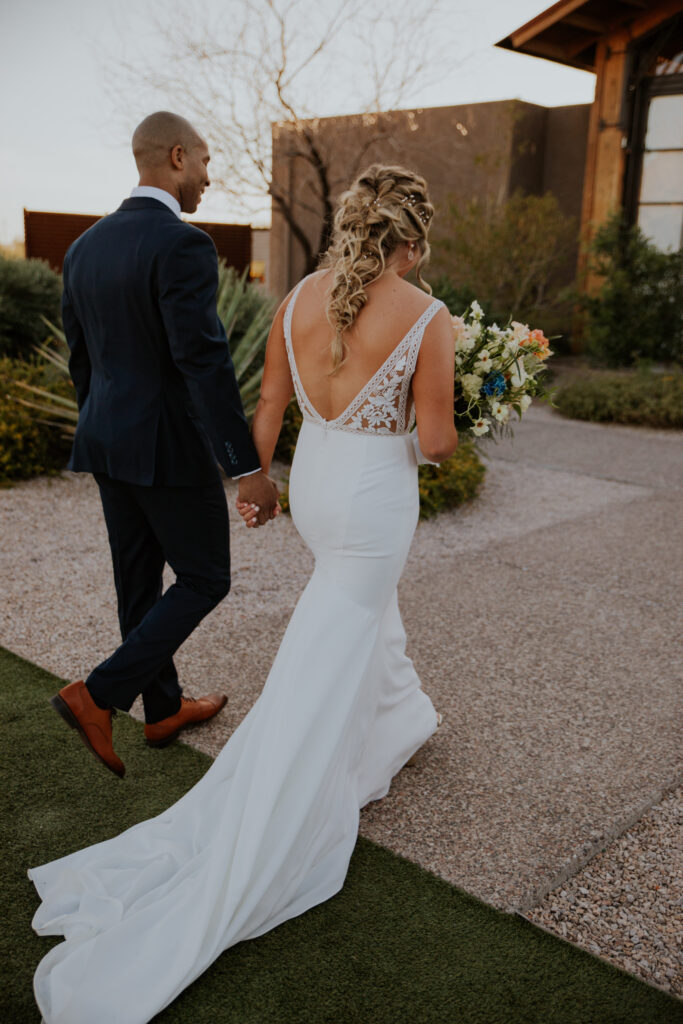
[12, 322, 78, 437]
[216, 264, 275, 418]
[15, 264, 275, 436]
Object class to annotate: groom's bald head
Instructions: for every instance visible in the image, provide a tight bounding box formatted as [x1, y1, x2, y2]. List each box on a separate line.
[132, 111, 204, 171]
[132, 111, 211, 214]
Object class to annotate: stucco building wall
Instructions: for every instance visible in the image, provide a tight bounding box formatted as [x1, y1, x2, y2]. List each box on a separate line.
[270, 99, 590, 299]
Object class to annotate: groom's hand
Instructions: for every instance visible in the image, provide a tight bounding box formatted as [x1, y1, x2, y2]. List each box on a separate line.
[237, 471, 280, 527]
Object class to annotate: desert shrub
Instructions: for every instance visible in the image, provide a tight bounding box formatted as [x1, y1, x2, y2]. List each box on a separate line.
[417, 441, 486, 519]
[15, 264, 276, 444]
[577, 210, 683, 368]
[0, 358, 74, 484]
[430, 189, 577, 346]
[0, 253, 62, 360]
[216, 263, 276, 418]
[217, 263, 275, 348]
[554, 369, 683, 428]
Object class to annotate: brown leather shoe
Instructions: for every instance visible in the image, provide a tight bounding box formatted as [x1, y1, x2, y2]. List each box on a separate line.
[144, 693, 228, 748]
[50, 680, 125, 778]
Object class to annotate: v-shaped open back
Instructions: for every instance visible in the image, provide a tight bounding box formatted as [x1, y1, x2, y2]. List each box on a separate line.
[283, 275, 444, 436]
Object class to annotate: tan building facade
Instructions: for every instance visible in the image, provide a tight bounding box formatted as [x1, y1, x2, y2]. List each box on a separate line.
[269, 99, 590, 298]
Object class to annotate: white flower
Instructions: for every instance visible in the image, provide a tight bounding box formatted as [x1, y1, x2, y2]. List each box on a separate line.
[519, 394, 532, 412]
[452, 315, 467, 346]
[460, 373, 483, 399]
[472, 417, 490, 436]
[470, 299, 484, 320]
[511, 320, 530, 342]
[490, 401, 510, 423]
[455, 353, 464, 366]
[467, 322, 481, 342]
[474, 349, 492, 372]
[509, 364, 528, 388]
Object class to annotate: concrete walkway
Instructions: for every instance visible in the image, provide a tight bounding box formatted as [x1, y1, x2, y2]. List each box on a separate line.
[1, 403, 681, 993]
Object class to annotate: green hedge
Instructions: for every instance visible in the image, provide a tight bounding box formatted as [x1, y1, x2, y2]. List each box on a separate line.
[554, 370, 683, 429]
[577, 211, 683, 368]
[0, 254, 62, 360]
[0, 358, 74, 485]
[417, 441, 486, 518]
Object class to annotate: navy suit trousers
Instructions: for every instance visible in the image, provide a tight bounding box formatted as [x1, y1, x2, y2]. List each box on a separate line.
[86, 472, 231, 723]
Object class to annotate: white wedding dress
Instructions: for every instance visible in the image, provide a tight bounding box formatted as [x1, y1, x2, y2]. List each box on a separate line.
[28, 279, 446, 1024]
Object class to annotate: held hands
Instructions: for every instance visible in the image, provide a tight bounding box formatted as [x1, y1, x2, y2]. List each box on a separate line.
[236, 471, 281, 529]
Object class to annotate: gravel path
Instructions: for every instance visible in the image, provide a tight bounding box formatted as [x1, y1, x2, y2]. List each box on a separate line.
[524, 784, 682, 998]
[1, 404, 681, 997]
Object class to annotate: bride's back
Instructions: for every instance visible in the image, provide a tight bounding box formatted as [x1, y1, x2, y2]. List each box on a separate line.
[289, 268, 435, 423]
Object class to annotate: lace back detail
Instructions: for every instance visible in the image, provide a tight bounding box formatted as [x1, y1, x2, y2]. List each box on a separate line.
[283, 278, 444, 436]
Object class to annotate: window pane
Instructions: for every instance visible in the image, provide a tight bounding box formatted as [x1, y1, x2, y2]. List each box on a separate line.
[638, 203, 683, 251]
[644, 93, 683, 150]
[639, 151, 683, 203]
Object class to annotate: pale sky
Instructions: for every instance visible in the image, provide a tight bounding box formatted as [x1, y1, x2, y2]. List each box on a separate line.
[0, 0, 596, 245]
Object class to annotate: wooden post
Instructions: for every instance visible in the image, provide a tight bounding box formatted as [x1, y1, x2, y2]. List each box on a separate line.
[578, 31, 630, 295]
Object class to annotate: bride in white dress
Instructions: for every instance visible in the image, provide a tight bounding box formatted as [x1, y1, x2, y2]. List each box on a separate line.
[28, 163, 458, 1024]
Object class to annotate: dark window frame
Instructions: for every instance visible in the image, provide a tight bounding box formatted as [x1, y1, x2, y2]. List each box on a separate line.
[622, 14, 683, 235]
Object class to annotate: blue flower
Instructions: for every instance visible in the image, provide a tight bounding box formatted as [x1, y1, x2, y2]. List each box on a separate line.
[480, 371, 506, 397]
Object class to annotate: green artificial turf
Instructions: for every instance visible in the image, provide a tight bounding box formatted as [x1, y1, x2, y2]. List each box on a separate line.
[1, 646, 681, 1024]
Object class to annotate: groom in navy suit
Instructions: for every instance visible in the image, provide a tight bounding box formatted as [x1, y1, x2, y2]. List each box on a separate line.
[50, 111, 280, 778]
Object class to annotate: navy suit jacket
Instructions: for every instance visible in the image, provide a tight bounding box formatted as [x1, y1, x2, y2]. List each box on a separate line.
[62, 197, 261, 486]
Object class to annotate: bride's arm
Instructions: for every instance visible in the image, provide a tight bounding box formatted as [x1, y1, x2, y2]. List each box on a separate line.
[249, 296, 295, 474]
[237, 295, 295, 527]
[411, 306, 459, 463]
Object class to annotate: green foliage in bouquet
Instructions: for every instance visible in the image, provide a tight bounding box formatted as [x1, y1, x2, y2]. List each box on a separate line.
[451, 301, 556, 440]
[0, 253, 62, 360]
[577, 210, 683, 368]
[0, 357, 74, 485]
[431, 189, 577, 344]
[555, 368, 683, 429]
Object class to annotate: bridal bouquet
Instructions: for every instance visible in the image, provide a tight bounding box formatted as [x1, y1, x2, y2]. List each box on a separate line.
[452, 300, 555, 439]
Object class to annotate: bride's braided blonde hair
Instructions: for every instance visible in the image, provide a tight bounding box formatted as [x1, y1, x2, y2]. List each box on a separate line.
[319, 164, 434, 373]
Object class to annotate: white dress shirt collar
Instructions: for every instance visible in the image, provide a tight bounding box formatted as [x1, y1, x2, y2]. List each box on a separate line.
[129, 186, 182, 219]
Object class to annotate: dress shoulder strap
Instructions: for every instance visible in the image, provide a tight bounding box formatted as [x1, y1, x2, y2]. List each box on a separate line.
[282, 275, 320, 423]
[405, 298, 446, 370]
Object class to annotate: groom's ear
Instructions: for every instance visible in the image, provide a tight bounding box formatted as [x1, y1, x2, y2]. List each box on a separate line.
[170, 144, 185, 170]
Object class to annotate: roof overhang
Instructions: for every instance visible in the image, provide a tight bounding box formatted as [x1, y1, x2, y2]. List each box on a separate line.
[495, 0, 657, 73]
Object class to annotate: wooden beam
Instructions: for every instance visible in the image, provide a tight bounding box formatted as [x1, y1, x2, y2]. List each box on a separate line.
[496, 0, 681, 72]
[577, 38, 606, 282]
[564, 12, 608, 33]
[566, 32, 602, 57]
[629, 0, 683, 40]
[508, 0, 588, 49]
[522, 38, 595, 67]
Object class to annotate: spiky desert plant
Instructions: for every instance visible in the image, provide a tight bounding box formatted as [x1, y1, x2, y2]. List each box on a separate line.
[16, 264, 275, 434]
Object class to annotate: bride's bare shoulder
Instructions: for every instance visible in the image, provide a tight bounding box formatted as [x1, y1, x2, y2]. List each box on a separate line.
[369, 274, 438, 316]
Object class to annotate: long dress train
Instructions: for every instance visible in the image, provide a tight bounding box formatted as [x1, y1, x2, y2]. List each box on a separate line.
[28, 283, 444, 1024]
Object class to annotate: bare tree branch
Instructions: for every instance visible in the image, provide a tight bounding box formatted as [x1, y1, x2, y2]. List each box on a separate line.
[101, 0, 474, 272]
